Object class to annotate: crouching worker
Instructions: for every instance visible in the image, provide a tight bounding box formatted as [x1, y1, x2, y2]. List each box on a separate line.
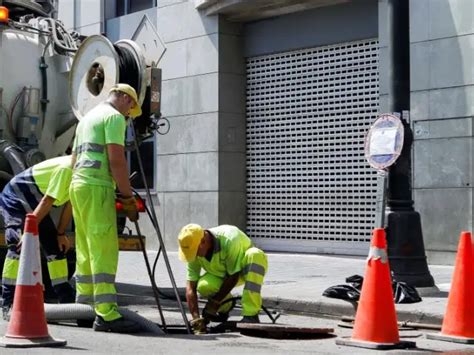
[0, 155, 76, 320]
[178, 224, 268, 334]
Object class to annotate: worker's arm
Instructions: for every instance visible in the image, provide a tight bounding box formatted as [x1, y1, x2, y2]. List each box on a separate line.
[56, 202, 72, 253]
[186, 280, 200, 319]
[107, 143, 133, 198]
[70, 152, 76, 169]
[212, 272, 240, 303]
[32, 195, 56, 223]
[56, 202, 72, 235]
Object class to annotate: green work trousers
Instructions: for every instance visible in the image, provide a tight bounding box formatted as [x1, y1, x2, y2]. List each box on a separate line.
[70, 183, 121, 321]
[197, 247, 268, 316]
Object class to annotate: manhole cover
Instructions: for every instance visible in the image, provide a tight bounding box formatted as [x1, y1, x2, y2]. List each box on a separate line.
[237, 323, 335, 339]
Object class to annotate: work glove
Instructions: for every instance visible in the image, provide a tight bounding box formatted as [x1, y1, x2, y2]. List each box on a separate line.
[120, 196, 139, 222]
[190, 317, 207, 335]
[57, 234, 71, 253]
[202, 298, 221, 322]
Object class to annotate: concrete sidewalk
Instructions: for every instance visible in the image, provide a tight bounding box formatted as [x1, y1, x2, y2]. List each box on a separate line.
[117, 251, 454, 325]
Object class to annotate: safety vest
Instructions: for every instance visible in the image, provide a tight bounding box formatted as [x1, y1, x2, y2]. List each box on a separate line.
[0, 155, 72, 212]
[72, 103, 127, 188]
[187, 225, 254, 281]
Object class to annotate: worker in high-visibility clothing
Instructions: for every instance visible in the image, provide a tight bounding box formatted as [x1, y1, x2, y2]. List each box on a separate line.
[0, 155, 75, 320]
[70, 83, 141, 333]
[178, 224, 268, 334]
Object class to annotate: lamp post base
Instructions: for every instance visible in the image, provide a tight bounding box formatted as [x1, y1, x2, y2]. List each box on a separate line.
[386, 208, 435, 288]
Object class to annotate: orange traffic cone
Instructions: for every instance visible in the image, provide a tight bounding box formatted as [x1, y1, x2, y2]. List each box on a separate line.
[0, 214, 66, 348]
[427, 231, 474, 344]
[336, 228, 415, 349]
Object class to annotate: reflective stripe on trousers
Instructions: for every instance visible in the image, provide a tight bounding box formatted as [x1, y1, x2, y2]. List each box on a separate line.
[241, 247, 267, 316]
[47, 258, 70, 286]
[3, 256, 69, 287]
[2, 255, 71, 305]
[1, 208, 71, 305]
[70, 183, 121, 321]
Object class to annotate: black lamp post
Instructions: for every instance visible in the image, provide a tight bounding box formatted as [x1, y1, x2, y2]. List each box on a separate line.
[384, 0, 435, 287]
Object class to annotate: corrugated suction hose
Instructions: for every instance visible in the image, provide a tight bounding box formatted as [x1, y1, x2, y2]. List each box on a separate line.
[44, 304, 165, 335]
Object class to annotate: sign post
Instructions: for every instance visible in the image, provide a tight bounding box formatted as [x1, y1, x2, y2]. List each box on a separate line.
[365, 113, 404, 228]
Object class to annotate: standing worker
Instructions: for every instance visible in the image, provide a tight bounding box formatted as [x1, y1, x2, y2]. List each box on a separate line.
[70, 83, 141, 333]
[0, 155, 76, 320]
[178, 224, 268, 334]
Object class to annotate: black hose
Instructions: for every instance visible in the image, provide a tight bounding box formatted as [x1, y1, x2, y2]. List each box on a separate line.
[114, 45, 139, 93]
[129, 123, 192, 334]
[133, 220, 168, 331]
[39, 56, 48, 129]
[0, 140, 27, 174]
[218, 297, 280, 324]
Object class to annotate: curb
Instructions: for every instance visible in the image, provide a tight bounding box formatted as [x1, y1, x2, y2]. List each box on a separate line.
[263, 296, 443, 326]
[116, 287, 444, 327]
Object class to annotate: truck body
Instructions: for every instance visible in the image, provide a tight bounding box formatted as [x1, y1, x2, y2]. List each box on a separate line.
[0, 1, 162, 288]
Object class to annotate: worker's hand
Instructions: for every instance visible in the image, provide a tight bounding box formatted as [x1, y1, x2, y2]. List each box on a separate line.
[120, 196, 139, 222]
[202, 298, 220, 321]
[57, 234, 70, 253]
[190, 317, 207, 335]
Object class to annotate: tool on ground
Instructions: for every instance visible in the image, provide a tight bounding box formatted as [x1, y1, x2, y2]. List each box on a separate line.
[128, 122, 192, 334]
[427, 231, 474, 344]
[335, 228, 416, 350]
[0, 214, 66, 348]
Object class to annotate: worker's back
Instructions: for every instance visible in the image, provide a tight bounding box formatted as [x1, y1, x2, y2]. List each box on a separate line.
[72, 103, 126, 188]
[0, 155, 72, 212]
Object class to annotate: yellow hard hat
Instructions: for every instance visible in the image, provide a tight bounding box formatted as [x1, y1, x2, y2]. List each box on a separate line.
[178, 224, 204, 262]
[109, 83, 142, 118]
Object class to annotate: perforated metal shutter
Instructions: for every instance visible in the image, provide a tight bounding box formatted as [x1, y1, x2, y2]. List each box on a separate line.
[246, 39, 379, 255]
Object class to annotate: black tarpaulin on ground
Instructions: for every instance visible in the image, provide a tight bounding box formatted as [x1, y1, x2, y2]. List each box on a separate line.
[322, 274, 422, 304]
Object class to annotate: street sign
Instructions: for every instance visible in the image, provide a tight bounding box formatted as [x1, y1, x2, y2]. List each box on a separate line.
[365, 113, 405, 228]
[364, 113, 404, 171]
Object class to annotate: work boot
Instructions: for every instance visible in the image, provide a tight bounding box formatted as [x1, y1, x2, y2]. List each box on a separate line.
[2, 305, 12, 321]
[240, 315, 260, 323]
[93, 316, 142, 333]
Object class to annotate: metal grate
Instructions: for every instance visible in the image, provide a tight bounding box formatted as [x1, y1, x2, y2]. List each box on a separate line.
[246, 39, 379, 255]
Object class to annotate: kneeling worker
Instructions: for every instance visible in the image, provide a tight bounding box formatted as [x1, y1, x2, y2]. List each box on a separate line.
[178, 224, 268, 334]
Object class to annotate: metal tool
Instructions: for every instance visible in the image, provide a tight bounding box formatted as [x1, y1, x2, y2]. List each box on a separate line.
[129, 122, 192, 334]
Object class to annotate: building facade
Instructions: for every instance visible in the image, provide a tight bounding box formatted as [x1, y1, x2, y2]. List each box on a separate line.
[58, 0, 473, 265]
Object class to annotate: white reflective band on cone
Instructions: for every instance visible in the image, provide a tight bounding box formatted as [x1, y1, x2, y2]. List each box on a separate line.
[17, 232, 43, 286]
[366, 246, 388, 264]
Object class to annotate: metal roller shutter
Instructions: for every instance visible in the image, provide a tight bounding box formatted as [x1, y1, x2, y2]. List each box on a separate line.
[246, 39, 379, 255]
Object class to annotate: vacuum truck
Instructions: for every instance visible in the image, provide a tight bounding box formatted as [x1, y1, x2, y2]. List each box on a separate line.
[0, 0, 164, 287]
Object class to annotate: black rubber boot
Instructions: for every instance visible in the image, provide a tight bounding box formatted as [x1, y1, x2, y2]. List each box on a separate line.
[93, 316, 142, 333]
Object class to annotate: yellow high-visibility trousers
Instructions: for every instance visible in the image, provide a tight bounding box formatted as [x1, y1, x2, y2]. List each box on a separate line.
[70, 183, 121, 321]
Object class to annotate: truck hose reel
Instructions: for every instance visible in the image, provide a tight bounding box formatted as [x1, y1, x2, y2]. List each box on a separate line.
[68, 35, 146, 121]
